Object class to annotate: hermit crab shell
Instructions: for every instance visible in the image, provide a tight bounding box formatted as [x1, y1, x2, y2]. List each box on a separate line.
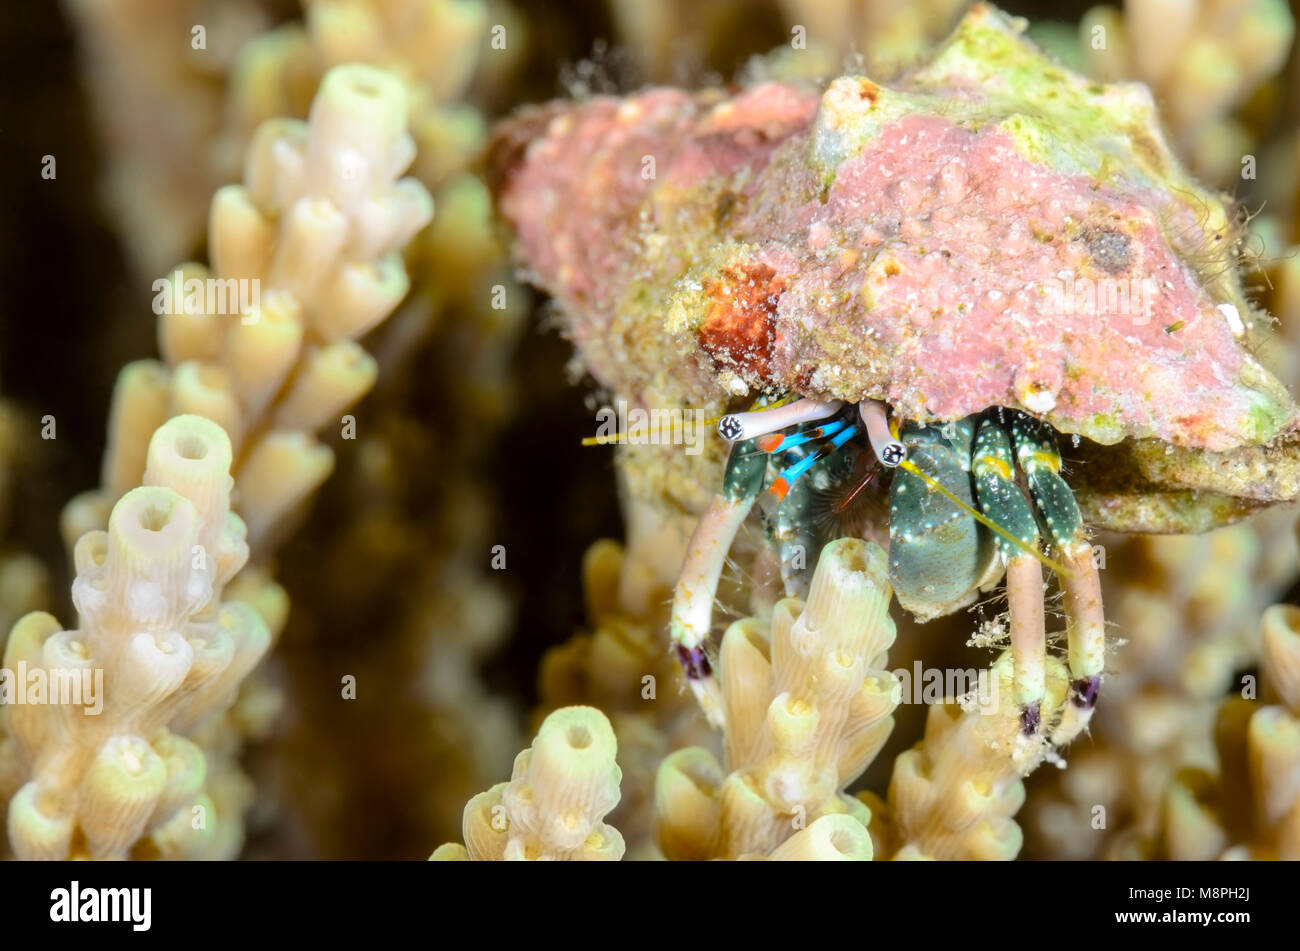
[493, 4, 1300, 532]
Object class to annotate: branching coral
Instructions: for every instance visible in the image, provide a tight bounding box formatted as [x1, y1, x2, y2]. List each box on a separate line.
[67, 0, 511, 278]
[129, 0, 528, 858]
[1151, 603, 1300, 859]
[64, 62, 433, 557]
[63, 0, 274, 279]
[222, 0, 507, 189]
[430, 706, 625, 860]
[1, 415, 268, 859]
[538, 536, 713, 858]
[1023, 520, 1297, 859]
[653, 537, 897, 860]
[1080, 0, 1293, 182]
[777, 0, 967, 76]
[242, 69, 529, 858]
[32, 0, 1300, 865]
[881, 653, 1069, 860]
[34, 60, 431, 860]
[649, 539, 1073, 863]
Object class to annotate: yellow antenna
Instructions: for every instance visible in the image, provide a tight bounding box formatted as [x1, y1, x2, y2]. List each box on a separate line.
[896, 458, 1071, 578]
[581, 433, 636, 447]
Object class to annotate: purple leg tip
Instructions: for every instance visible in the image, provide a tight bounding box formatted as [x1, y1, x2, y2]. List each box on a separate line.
[1070, 675, 1101, 709]
[1020, 702, 1041, 736]
[675, 644, 712, 680]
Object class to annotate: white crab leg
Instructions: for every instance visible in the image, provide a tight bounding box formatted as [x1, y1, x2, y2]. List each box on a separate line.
[717, 398, 841, 442]
[1051, 541, 1105, 746]
[670, 493, 757, 728]
[1006, 552, 1046, 738]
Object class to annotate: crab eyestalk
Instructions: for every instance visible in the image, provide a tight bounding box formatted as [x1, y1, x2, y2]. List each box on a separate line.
[717, 398, 841, 441]
[859, 400, 907, 468]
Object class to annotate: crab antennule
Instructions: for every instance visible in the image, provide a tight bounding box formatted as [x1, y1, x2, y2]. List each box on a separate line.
[858, 400, 907, 467]
[670, 437, 767, 729]
[835, 460, 881, 513]
[717, 398, 841, 442]
[767, 424, 859, 502]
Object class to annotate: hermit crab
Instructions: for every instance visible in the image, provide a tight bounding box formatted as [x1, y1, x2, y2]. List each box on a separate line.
[490, 5, 1300, 756]
[676, 396, 1107, 752]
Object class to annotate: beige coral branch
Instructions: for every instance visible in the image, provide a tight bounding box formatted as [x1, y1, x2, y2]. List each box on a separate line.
[223, 0, 504, 197]
[538, 536, 712, 858]
[884, 653, 1069, 860]
[63, 1, 526, 860]
[64, 63, 434, 558]
[430, 706, 625, 861]
[778, 0, 967, 76]
[1023, 522, 1296, 859]
[5, 63, 431, 860]
[653, 537, 897, 860]
[63, 0, 273, 279]
[1155, 603, 1300, 859]
[1, 415, 268, 859]
[1080, 0, 1293, 181]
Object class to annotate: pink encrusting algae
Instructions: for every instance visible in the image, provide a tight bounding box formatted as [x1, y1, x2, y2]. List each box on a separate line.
[496, 4, 1297, 455]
